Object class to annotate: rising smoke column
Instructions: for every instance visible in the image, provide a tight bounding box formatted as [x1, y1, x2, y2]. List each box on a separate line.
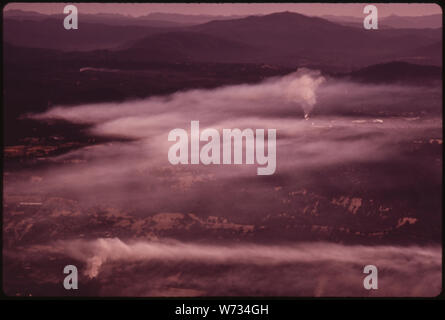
[284, 69, 325, 119]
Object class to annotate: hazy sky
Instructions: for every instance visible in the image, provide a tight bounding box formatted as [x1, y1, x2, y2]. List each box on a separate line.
[4, 3, 442, 17]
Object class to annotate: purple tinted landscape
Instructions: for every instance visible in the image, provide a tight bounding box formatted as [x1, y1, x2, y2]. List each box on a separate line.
[2, 3, 442, 297]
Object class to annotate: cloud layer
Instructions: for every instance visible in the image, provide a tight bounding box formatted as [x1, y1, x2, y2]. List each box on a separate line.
[25, 238, 442, 296]
[13, 69, 441, 212]
[4, 69, 442, 296]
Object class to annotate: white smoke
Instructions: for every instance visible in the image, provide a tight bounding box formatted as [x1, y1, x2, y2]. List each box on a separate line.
[32, 69, 325, 124]
[7, 238, 441, 296]
[6, 70, 439, 209]
[36, 238, 441, 281]
[283, 69, 325, 119]
[4, 70, 442, 297]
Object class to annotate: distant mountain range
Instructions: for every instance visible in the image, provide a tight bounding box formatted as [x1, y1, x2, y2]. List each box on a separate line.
[4, 9, 247, 26]
[6, 9, 440, 29]
[322, 13, 442, 29]
[343, 61, 441, 84]
[4, 18, 166, 51]
[3, 10, 442, 68]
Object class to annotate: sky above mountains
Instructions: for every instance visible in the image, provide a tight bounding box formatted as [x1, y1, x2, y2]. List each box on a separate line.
[4, 3, 442, 18]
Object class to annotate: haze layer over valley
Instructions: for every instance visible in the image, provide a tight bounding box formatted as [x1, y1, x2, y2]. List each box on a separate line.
[3, 5, 442, 297]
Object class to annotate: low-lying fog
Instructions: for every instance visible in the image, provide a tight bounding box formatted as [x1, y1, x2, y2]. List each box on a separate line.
[4, 69, 442, 296]
[18, 69, 440, 204]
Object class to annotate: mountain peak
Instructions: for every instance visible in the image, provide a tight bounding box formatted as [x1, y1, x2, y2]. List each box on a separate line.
[253, 10, 318, 21]
[267, 11, 300, 16]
